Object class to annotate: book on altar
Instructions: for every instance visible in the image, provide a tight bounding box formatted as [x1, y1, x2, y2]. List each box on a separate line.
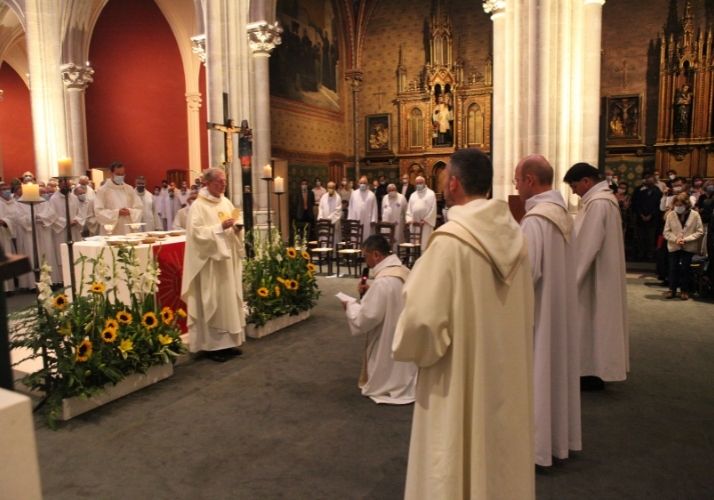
[335, 292, 357, 304]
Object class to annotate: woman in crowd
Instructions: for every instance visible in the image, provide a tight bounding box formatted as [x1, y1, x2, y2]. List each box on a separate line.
[663, 192, 704, 300]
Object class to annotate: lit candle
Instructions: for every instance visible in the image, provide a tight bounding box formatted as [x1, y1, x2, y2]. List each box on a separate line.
[20, 183, 42, 202]
[274, 176, 285, 193]
[263, 164, 272, 179]
[58, 157, 73, 177]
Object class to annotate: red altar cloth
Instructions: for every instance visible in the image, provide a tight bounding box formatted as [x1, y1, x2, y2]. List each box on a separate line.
[153, 241, 187, 332]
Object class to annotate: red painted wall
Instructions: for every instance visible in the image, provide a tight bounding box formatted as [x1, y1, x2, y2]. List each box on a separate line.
[86, 0, 187, 189]
[0, 64, 35, 181]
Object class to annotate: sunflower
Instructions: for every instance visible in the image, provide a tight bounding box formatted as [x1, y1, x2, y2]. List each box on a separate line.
[257, 287, 270, 298]
[307, 263, 317, 273]
[116, 310, 133, 325]
[104, 318, 119, 331]
[119, 338, 134, 354]
[176, 308, 187, 319]
[157, 334, 173, 346]
[274, 286, 281, 298]
[101, 328, 117, 343]
[141, 311, 159, 330]
[286, 279, 299, 291]
[89, 281, 106, 294]
[160, 306, 174, 325]
[75, 338, 93, 362]
[286, 247, 297, 259]
[301, 250, 311, 260]
[52, 293, 68, 310]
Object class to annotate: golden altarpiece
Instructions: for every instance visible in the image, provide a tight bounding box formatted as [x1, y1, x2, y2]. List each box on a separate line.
[655, 1, 714, 177]
[392, 3, 493, 193]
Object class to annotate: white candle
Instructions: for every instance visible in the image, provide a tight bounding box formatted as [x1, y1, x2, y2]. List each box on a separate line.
[263, 164, 272, 179]
[20, 183, 41, 202]
[274, 176, 284, 193]
[58, 157, 72, 177]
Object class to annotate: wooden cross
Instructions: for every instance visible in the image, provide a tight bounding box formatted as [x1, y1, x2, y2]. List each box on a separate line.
[373, 88, 386, 109]
[207, 93, 241, 196]
[614, 59, 635, 89]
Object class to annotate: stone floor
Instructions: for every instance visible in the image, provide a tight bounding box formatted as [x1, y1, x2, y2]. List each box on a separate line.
[6, 269, 714, 499]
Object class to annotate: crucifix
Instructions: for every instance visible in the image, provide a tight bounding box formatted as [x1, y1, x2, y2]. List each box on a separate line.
[207, 93, 242, 199]
[373, 88, 386, 109]
[613, 59, 635, 89]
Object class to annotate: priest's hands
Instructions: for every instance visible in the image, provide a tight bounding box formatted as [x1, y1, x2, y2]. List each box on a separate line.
[119, 208, 131, 216]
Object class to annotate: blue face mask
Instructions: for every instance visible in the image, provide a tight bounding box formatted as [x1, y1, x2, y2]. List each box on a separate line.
[359, 184, 368, 191]
[1, 190, 11, 200]
[42, 193, 51, 200]
[113, 175, 125, 185]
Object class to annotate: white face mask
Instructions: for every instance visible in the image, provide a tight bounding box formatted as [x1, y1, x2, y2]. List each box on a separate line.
[359, 184, 368, 191]
[388, 191, 397, 199]
[77, 194, 87, 202]
[674, 205, 686, 214]
[113, 175, 125, 185]
[416, 184, 425, 191]
[673, 186, 683, 193]
[669, 174, 676, 181]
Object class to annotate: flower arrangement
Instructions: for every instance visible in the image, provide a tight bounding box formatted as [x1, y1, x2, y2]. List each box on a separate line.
[11, 246, 186, 427]
[243, 228, 320, 327]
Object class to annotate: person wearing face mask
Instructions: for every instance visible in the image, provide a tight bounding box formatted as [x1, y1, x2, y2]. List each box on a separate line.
[660, 177, 696, 212]
[78, 175, 95, 201]
[173, 190, 198, 230]
[21, 171, 35, 184]
[381, 183, 407, 251]
[293, 178, 316, 237]
[690, 176, 705, 204]
[312, 178, 326, 219]
[317, 181, 342, 243]
[17, 186, 62, 283]
[663, 193, 703, 300]
[406, 176, 437, 253]
[155, 180, 170, 230]
[400, 174, 415, 201]
[134, 176, 162, 232]
[0, 181, 20, 292]
[631, 173, 661, 261]
[348, 175, 378, 241]
[93, 161, 143, 235]
[74, 185, 97, 237]
[177, 181, 190, 207]
[163, 186, 183, 230]
[337, 178, 351, 205]
[48, 181, 82, 277]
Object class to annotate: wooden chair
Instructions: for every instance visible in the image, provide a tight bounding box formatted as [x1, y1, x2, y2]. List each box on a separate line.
[398, 223, 423, 268]
[309, 219, 335, 274]
[375, 221, 397, 251]
[336, 220, 364, 277]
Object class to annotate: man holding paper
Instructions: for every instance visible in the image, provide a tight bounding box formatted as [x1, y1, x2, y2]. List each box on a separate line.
[181, 168, 246, 362]
[340, 234, 417, 404]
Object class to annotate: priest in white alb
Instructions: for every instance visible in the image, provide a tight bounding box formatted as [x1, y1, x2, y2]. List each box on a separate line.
[381, 183, 407, 250]
[348, 176, 378, 241]
[317, 181, 342, 242]
[0, 181, 18, 291]
[564, 163, 629, 390]
[135, 176, 162, 232]
[181, 167, 246, 363]
[405, 176, 437, 252]
[341, 234, 417, 404]
[93, 162, 143, 235]
[172, 190, 197, 230]
[16, 186, 61, 284]
[49, 183, 81, 277]
[515, 155, 582, 467]
[393, 148, 535, 500]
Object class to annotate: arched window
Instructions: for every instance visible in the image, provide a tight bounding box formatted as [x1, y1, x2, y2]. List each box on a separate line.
[409, 108, 424, 148]
[467, 103, 484, 146]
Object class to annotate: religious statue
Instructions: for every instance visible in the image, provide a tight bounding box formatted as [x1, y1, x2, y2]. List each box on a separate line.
[369, 123, 389, 150]
[432, 93, 454, 147]
[674, 84, 693, 137]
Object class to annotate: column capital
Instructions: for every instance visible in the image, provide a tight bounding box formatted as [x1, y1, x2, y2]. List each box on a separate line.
[191, 34, 206, 64]
[483, 0, 506, 16]
[583, 0, 606, 5]
[246, 21, 283, 55]
[60, 63, 94, 90]
[345, 69, 364, 91]
[186, 92, 203, 111]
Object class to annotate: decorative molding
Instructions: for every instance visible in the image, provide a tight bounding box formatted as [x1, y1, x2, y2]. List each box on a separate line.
[60, 63, 94, 90]
[583, 0, 606, 6]
[190, 34, 206, 64]
[246, 21, 283, 55]
[482, 0, 506, 15]
[185, 92, 202, 112]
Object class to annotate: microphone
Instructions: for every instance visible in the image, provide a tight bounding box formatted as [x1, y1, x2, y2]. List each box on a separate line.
[359, 267, 369, 298]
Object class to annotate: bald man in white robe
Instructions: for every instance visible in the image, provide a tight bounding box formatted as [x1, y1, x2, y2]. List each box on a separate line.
[406, 176, 437, 252]
[347, 176, 378, 241]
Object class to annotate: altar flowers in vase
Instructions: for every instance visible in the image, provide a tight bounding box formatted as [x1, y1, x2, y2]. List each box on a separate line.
[11, 246, 186, 427]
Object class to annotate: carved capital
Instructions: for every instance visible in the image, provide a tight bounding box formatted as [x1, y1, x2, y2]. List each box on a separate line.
[246, 21, 283, 55]
[345, 69, 364, 91]
[186, 92, 202, 112]
[191, 34, 206, 64]
[483, 0, 506, 16]
[60, 63, 94, 90]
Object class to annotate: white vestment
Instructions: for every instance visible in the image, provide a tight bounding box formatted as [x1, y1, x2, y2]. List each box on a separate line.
[16, 200, 60, 283]
[406, 187, 437, 252]
[574, 181, 629, 381]
[181, 188, 246, 352]
[75, 200, 92, 236]
[136, 190, 162, 232]
[83, 184, 96, 201]
[49, 192, 82, 277]
[347, 189, 378, 241]
[177, 189, 190, 207]
[521, 190, 582, 467]
[317, 192, 342, 242]
[163, 195, 183, 230]
[172, 206, 189, 230]
[381, 193, 407, 249]
[0, 198, 19, 290]
[393, 199, 535, 500]
[344, 254, 417, 404]
[156, 188, 169, 229]
[94, 181, 143, 235]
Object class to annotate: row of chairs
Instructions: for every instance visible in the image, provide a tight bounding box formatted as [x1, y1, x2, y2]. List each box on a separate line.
[308, 219, 423, 276]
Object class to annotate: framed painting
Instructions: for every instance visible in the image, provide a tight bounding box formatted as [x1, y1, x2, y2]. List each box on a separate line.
[606, 94, 643, 145]
[365, 114, 392, 157]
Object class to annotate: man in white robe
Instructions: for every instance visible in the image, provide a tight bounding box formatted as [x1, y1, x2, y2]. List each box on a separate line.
[78, 176, 95, 201]
[0, 182, 19, 291]
[15, 187, 61, 284]
[93, 162, 143, 235]
[393, 148, 535, 500]
[73, 186, 94, 237]
[181, 168, 246, 362]
[348, 176, 378, 241]
[381, 183, 407, 250]
[135, 176, 162, 232]
[342, 234, 417, 404]
[317, 181, 342, 243]
[515, 155, 582, 467]
[177, 181, 190, 206]
[155, 180, 170, 230]
[49, 185, 81, 277]
[172, 190, 197, 230]
[406, 176, 437, 253]
[564, 162, 629, 389]
[163, 187, 183, 230]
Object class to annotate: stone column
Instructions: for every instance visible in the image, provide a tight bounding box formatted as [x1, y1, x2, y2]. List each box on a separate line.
[26, 0, 69, 180]
[247, 21, 282, 219]
[61, 63, 94, 177]
[185, 92, 203, 183]
[582, 0, 606, 165]
[346, 70, 363, 182]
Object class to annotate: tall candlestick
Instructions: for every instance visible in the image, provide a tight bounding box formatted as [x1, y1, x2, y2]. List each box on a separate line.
[58, 157, 73, 177]
[262, 164, 272, 179]
[274, 176, 284, 193]
[20, 183, 41, 202]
